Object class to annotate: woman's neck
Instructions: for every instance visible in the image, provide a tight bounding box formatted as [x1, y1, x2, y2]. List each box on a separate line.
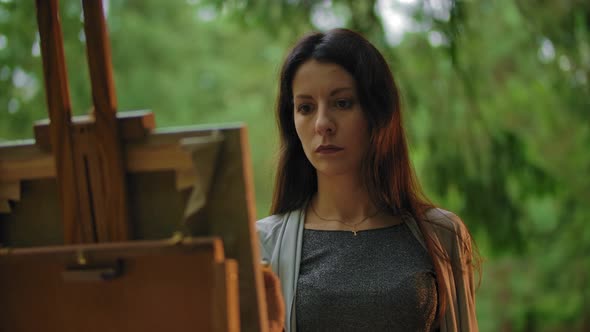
[313, 172, 377, 221]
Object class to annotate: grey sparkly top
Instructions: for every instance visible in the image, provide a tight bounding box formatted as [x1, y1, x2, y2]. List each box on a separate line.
[296, 222, 438, 332]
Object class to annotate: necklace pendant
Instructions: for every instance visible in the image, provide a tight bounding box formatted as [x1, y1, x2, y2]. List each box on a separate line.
[352, 229, 358, 236]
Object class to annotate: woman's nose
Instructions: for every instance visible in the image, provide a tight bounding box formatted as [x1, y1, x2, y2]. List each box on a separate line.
[315, 106, 335, 136]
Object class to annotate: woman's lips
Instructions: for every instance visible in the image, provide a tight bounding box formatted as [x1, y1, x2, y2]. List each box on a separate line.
[315, 145, 344, 154]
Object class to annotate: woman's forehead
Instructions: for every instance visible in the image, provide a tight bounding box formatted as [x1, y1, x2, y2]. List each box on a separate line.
[292, 60, 356, 95]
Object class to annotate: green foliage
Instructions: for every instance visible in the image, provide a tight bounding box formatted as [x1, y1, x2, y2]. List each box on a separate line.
[1, 0, 589, 330]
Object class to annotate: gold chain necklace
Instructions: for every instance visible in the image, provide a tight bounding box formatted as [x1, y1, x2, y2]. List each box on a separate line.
[310, 201, 380, 236]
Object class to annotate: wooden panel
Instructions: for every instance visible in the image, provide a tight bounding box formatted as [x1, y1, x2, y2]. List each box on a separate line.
[0, 142, 54, 181]
[202, 126, 268, 332]
[0, 126, 243, 183]
[0, 181, 20, 201]
[175, 168, 198, 191]
[214, 259, 241, 332]
[126, 171, 190, 240]
[0, 179, 63, 246]
[34, 111, 156, 151]
[0, 238, 231, 332]
[125, 140, 194, 173]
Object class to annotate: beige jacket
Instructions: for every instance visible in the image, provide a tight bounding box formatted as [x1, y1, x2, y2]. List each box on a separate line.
[256, 206, 478, 332]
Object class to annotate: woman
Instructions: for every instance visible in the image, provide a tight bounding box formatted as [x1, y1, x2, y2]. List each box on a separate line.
[257, 28, 479, 332]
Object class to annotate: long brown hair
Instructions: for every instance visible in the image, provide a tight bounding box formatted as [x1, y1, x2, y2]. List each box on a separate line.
[270, 28, 476, 319]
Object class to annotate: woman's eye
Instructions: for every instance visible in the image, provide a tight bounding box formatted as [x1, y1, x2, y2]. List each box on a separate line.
[297, 104, 313, 114]
[335, 99, 353, 109]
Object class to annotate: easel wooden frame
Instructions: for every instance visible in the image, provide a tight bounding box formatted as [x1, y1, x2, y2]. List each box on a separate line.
[0, 1, 269, 330]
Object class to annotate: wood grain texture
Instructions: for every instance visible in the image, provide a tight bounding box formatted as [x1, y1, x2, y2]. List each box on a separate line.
[69, 124, 100, 242]
[0, 150, 54, 182]
[35, 0, 85, 244]
[34, 111, 156, 151]
[214, 259, 241, 332]
[0, 238, 236, 332]
[81, 0, 130, 243]
[0, 132, 203, 183]
[204, 126, 268, 332]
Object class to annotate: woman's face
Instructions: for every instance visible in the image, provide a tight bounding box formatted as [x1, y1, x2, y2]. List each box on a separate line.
[292, 60, 370, 177]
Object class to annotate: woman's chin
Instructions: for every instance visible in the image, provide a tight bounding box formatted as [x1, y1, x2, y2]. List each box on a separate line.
[313, 164, 359, 178]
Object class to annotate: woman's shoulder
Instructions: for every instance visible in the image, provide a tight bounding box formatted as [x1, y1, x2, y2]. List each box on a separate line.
[256, 213, 287, 235]
[422, 207, 474, 266]
[255, 211, 299, 259]
[423, 207, 469, 238]
[255, 210, 300, 242]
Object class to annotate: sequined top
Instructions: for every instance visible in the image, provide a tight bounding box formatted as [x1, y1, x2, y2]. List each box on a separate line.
[295, 223, 438, 331]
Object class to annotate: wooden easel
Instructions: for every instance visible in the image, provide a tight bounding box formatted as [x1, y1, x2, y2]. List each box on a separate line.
[0, 0, 269, 331]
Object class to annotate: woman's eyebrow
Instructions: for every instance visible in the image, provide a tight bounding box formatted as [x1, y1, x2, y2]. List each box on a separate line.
[294, 94, 314, 99]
